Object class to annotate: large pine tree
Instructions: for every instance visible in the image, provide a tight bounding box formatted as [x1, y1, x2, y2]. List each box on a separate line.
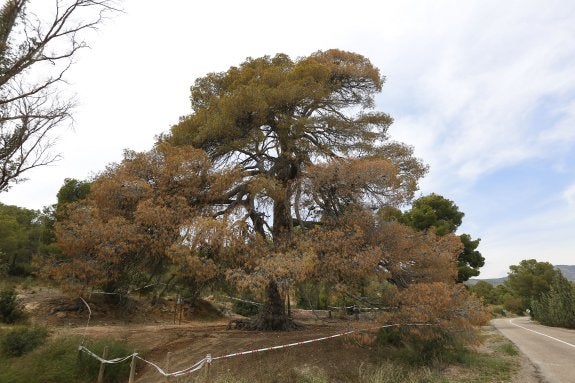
[165, 50, 427, 329]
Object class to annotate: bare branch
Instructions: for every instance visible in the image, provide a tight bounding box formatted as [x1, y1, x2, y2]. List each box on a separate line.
[0, 0, 120, 192]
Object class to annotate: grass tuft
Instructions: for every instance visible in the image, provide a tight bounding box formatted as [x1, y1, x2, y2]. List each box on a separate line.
[0, 335, 133, 383]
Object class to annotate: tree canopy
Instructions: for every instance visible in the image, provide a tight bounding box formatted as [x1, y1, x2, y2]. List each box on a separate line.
[504, 259, 558, 312]
[0, 202, 41, 275]
[41, 143, 240, 298]
[401, 193, 463, 235]
[400, 193, 484, 282]
[166, 49, 427, 239]
[532, 271, 575, 328]
[44, 50, 487, 334]
[161, 50, 430, 329]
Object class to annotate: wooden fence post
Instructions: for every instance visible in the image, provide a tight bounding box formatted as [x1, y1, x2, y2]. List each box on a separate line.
[77, 346, 83, 367]
[204, 354, 211, 383]
[97, 346, 109, 383]
[128, 352, 137, 383]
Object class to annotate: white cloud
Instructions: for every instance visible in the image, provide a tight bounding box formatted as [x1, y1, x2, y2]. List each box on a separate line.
[383, 0, 575, 187]
[564, 183, 575, 206]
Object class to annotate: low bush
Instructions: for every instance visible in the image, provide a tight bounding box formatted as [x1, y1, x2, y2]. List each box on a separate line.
[0, 326, 48, 357]
[358, 361, 440, 383]
[490, 305, 506, 317]
[232, 292, 260, 317]
[0, 287, 25, 324]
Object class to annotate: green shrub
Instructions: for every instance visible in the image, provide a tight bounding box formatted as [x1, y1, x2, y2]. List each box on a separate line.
[376, 326, 471, 366]
[502, 296, 524, 315]
[232, 292, 260, 317]
[296, 281, 330, 309]
[358, 361, 440, 383]
[1, 326, 48, 357]
[7, 263, 32, 277]
[532, 272, 575, 328]
[76, 338, 133, 383]
[375, 327, 403, 347]
[490, 305, 506, 317]
[498, 342, 519, 356]
[0, 287, 25, 324]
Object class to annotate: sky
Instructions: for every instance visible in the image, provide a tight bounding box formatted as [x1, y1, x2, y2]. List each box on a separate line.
[1, 0, 575, 278]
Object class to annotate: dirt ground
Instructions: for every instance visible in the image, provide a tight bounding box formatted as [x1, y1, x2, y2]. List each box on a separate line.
[18, 286, 380, 382]
[16, 286, 542, 383]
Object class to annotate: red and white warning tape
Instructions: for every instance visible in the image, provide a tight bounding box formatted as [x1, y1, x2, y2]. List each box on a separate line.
[211, 322, 430, 361]
[136, 354, 207, 377]
[212, 328, 357, 361]
[77, 297, 432, 378]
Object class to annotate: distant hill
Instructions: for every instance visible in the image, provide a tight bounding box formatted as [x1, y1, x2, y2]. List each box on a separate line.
[556, 265, 575, 281]
[466, 277, 506, 286]
[467, 264, 575, 286]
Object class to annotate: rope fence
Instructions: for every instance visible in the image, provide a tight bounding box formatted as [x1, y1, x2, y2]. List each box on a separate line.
[78, 345, 136, 365]
[77, 320, 431, 381]
[76, 296, 432, 381]
[136, 354, 208, 377]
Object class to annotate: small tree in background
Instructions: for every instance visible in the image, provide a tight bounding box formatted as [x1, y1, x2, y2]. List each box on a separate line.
[399, 193, 484, 282]
[0, 203, 42, 275]
[504, 259, 557, 314]
[469, 280, 500, 305]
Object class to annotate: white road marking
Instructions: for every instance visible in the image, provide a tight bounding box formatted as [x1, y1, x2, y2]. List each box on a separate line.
[509, 318, 575, 349]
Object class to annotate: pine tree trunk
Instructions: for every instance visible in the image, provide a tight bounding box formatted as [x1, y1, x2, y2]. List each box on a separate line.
[252, 279, 297, 331]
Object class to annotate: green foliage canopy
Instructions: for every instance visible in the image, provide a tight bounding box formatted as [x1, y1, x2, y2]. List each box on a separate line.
[400, 194, 484, 282]
[457, 234, 484, 282]
[401, 193, 464, 235]
[532, 271, 575, 328]
[56, 178, 91, 206]
[469, 280, 498, 305]
[166, 49, 427, 239]
[0, 203, 42, 275]
[505, 259, 558, 312]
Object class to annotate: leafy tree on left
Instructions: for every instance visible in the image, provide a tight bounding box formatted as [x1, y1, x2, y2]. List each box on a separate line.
[39, 144, 241, 301]
[0, 178, 85, 276]
[0, 202, 42, 275]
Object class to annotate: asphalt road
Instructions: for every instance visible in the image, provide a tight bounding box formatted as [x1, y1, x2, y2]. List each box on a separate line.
[491, 317, 575, 383]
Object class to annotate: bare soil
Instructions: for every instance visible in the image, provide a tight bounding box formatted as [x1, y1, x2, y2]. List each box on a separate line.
[18, 286, 378, 382]
[15, 286, 542, 382]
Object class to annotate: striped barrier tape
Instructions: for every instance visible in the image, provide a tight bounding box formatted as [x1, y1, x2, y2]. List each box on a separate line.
[136, 355, 207, 377]
[79, 297, 92, 346]
[223, 295, 391, 313]
[211, 329, 357, 360]
[78, 296, 432, 378]
[79, 346, 136, 364]
[225, 296, 263, 306]
[211, 322, 432, 361]
[78, 346, 207, 377]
